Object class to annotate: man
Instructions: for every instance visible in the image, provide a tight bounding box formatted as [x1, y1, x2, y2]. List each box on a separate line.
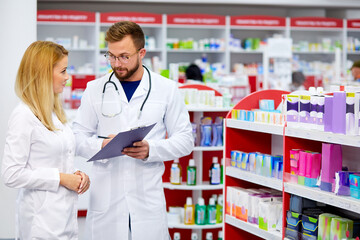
[73, 21, 194, 240]
[351, 60, 360, 82]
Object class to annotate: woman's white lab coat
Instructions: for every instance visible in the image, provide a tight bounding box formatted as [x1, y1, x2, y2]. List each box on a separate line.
[1, 102, 78, 240]
[73, 69, 194, 240]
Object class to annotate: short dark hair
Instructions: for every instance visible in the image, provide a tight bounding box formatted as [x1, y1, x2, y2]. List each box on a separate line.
[351, 60, 360, 70]
[185, 64, 203, 81]
[292, 71, 305, 86]
[105, 21, 145, 49]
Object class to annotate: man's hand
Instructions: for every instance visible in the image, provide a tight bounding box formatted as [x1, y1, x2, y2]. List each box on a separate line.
[122, 140, 149, 159]
[101, 134, 116, 148]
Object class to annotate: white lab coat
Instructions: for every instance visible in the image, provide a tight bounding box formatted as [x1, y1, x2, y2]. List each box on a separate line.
[73, 69, 194, 240]
[1, 102, 78, 240]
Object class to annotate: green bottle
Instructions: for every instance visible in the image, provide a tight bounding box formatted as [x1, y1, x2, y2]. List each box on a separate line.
[206, 198, 217, 224]
[216, 194, 223, 224]
[195, 197, 206, 225]
[217, 230, 223, 240]
[187, 159, 196, 185]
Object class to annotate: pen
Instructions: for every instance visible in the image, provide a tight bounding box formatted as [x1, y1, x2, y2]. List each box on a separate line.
[98, 136, 111, 139]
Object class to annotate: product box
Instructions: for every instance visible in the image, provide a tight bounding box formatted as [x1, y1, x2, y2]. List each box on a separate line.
[350, 173, 360, 199]
[285, 227, 302, 240]
[302, 215, 319, 236]
[287, 211, 302, 232]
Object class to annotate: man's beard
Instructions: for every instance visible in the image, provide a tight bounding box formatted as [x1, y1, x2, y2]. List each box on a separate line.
[112, 61, 140, 81]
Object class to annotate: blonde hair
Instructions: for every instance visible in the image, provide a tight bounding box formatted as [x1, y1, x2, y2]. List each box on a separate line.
[15, 41, 68, 131]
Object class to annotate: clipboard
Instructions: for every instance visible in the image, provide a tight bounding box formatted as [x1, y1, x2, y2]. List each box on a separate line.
[87, 123, 156, 162]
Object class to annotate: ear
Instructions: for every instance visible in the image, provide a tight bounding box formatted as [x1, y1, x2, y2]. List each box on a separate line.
[139, 48, 146, 59]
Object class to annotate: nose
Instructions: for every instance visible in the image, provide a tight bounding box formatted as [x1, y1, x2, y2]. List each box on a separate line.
[113, 58, 123, 67]
[65, 72, 70, 80]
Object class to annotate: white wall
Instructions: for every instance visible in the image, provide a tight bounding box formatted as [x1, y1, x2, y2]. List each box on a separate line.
[0, 0, 37, 238]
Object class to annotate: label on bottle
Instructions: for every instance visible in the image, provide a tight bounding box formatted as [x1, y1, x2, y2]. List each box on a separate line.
[208, 207, 217, 224]
[185, 206, 194, 224]
[196, 208, 205, 224]
[170, 166, 180, 184]
[187, 168, 196, 185]
[210, 165, 220, 184]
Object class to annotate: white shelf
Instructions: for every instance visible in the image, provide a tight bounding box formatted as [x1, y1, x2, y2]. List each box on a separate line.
[167, 49, 225, 53]
[193, 146, 223, 151]
[225, 215, 282, 240]
[230, 49, 263, 54]
[168, 222, 223, 229]
[226, 119, 284, 136]
[292, 50, 336, 54]
[226, 167, 283, 191]
[186, 106, 232, 112]
[347, 51, 360, 55]
[285, 127, 360, 148]
[284, 182, 360, 214]
[163, 182, 223, 190]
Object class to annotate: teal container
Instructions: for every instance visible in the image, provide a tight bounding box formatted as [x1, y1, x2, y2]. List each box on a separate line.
[207, 198, 217, 224]
[195, 197, 206, 225]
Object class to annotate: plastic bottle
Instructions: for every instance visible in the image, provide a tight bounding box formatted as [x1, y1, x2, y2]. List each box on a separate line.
[184, 197, 195, 225]
[209, 157, 221, 185]
[206, 198, 217, 224]
[191, 232, 198, 240]
[220, 158, 224, 184]
[216, 194, 223, 223]
[195, 197, 206, 225]
[170, 159, 182, 185]
[187, 159, 196, 185]
[206, 232, 213, 240]
[218, 230, 223, 240]
[173, 232, 181, 240]
[211, 194, 218, 204]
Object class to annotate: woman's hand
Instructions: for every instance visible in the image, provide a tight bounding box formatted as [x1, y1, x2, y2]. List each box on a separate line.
[59, 173, 82, 192]
[74, 170, 90, 194]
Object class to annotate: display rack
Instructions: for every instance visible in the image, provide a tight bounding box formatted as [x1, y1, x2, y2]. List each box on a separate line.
[37, 11, 360, 86]
[163, 84, 230, 240]
[223, 89, 288, 240]
[224, 89, 360, 239]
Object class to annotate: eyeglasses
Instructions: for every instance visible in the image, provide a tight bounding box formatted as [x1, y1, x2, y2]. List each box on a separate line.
[104, 49, 141, 64]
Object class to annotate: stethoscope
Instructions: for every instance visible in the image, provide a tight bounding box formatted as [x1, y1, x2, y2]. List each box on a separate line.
[101, 65, 152, 119]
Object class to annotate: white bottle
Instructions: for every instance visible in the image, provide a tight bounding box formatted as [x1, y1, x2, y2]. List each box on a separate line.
[170, 159, 182, 185]
[206, 232, 213, 240]
[191, 232, 198, 240]
[173, 232, 181, 240]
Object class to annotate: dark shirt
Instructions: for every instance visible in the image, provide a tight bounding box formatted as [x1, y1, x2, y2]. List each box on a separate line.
[120, 80, 141, 102]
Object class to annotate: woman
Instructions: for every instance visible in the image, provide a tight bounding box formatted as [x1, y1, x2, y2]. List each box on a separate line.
[1, 41, 90, 240]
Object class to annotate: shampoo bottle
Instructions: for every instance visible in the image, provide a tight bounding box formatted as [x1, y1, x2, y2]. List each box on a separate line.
[216, 194, 223, 223]
[170, 159, 182, 185]
[206, 232, 213, 240]
[187, 159, 196, 185]
[206, 198, 217, 224]
[184, 197, 195, 225]
[209, 157, 221, 185]
[195, 197, 206, 225]
[191, 233, 198, 240]
[173, 232, 181, 240]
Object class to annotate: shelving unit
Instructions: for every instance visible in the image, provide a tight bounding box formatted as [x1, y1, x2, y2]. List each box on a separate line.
[225, 215, 282, 240]
[163, 84, 229, 240]
[223, 89, 360, 239]
[37, 11, 360, 88]
[224, 89, 288, 240]
[346, 19, 360, 76]
[229, 15, 288, 77]
[37, 10, 98, 75]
